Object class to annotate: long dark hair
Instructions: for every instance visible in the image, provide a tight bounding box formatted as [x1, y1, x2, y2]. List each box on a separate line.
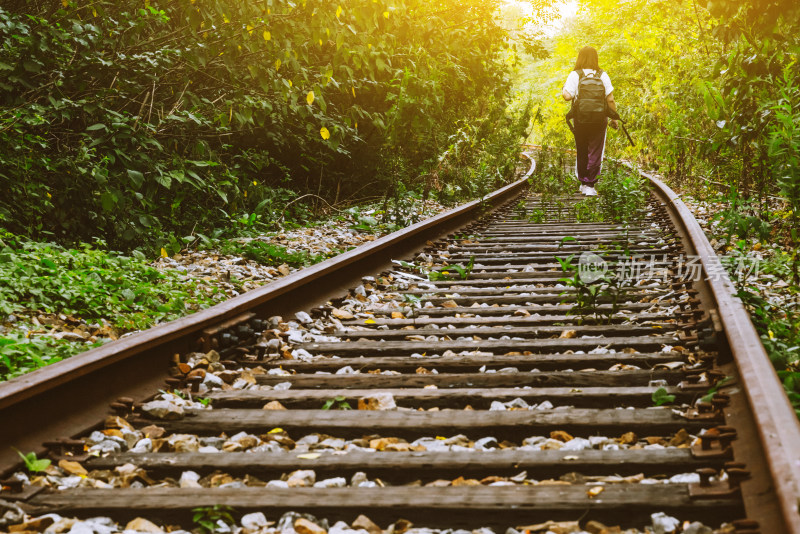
[574, 46, 600, 71]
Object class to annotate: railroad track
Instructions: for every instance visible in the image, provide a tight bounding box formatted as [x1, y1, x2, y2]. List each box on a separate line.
[1, 152, 799, 534]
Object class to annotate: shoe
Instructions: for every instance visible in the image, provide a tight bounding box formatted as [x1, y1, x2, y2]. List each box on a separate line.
[584, 186, 598, 196]
[579, 184, 588, 195]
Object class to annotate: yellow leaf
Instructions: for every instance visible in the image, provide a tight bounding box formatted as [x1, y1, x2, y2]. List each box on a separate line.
[587, 486, 605, 498]
[247, 24, 254, 34]
[252, 180, 258, 186]
[320, 127, 331, 140]
[336, 5, 343, 18]
[62, 0, 68, 6]
[364, 318, 375, 324]
[263, 30, 271, 42]
[267, 427, 284, 434]
[288, 79, 293, 87]
[275, 59, 281, 71]
[354, 121, 358, 129]
[92, 8, 97, 16]
[383, 11, 390, 18]
[319, 39, 323, 46]
[307, 91, 315, 105]
[297, 453, 321, 460]
[160, 248, 168, 258]
[435, 436, 446, 440]
[351, 86, 356, 98]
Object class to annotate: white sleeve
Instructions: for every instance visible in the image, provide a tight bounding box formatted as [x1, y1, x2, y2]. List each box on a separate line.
[563, 71, 579, 98]
[601, 72, 614, 96]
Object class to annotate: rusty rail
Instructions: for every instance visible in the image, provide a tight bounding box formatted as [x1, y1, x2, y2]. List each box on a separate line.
[640, 164, 800, 533]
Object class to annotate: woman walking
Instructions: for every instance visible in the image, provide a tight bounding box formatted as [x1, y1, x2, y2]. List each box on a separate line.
[562, 46, 618, 196]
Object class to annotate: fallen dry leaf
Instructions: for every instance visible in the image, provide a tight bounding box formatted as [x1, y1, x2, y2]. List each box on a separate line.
[587, 486, 605, 498]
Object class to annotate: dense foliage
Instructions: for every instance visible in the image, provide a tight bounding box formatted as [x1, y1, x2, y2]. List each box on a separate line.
[525, 0, 799, 248]
[0, 0, 531, 253]
[523, 0, 799, 416]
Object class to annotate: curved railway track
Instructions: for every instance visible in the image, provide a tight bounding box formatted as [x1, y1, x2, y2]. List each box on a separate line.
[1, 152, 799, 533]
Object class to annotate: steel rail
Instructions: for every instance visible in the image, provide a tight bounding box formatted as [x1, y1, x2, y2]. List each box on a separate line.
[636, 164, 800, 534]
[0, 157, 535, 475]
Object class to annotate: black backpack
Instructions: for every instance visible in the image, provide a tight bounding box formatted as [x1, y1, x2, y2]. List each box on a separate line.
[572, 69, 607, 125]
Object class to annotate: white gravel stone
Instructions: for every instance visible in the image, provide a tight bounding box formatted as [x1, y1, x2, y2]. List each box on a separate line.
[140, 400, 184, 420]
[179, 471, 201, 488]
[129, 438, 152, 453]
[313, 477, 347, 488]
[295, 311, 313, 324]
[561, 438, 592, 451]
[651, 512, 681, 534]
[241, 512, 270, 530]
[669, 473, 701, 484]
[474, 437, 498, 450]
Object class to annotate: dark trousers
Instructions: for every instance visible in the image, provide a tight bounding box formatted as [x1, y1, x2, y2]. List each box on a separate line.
[573, 120, 608, 186]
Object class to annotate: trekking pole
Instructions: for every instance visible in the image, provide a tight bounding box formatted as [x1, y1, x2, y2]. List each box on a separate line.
[618, 121, 635, 147]
[565, 116, 576, 135]
[607, 109, 635, 147]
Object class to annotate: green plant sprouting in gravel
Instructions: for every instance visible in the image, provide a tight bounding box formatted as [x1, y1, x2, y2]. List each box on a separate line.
[573, 197, 605, 223]
[428, 256, 475, 281]
[14, 448, 51, 473]
[652, 387, 676, 406]
[192, 505, 236, 534]
[321, 396, 352, 410]
[595, 166, 649, 224]
[526, 153, 648, 224]
[556, 249, 629, 325]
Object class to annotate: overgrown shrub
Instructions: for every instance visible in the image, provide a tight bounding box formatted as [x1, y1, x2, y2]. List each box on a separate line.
[0, 0, 530, 253]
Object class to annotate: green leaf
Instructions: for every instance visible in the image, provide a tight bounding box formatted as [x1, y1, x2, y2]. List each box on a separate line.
[126, 169, 144, 188]
[15, 449, 51, 472]
[154, 173, 172, 189]
[86, 123, 107, 131]
[100, 191, 117, 212]
[652, 387, 676, 406]
[22, 59, 42, 73]
[559, 236, 577, 248]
